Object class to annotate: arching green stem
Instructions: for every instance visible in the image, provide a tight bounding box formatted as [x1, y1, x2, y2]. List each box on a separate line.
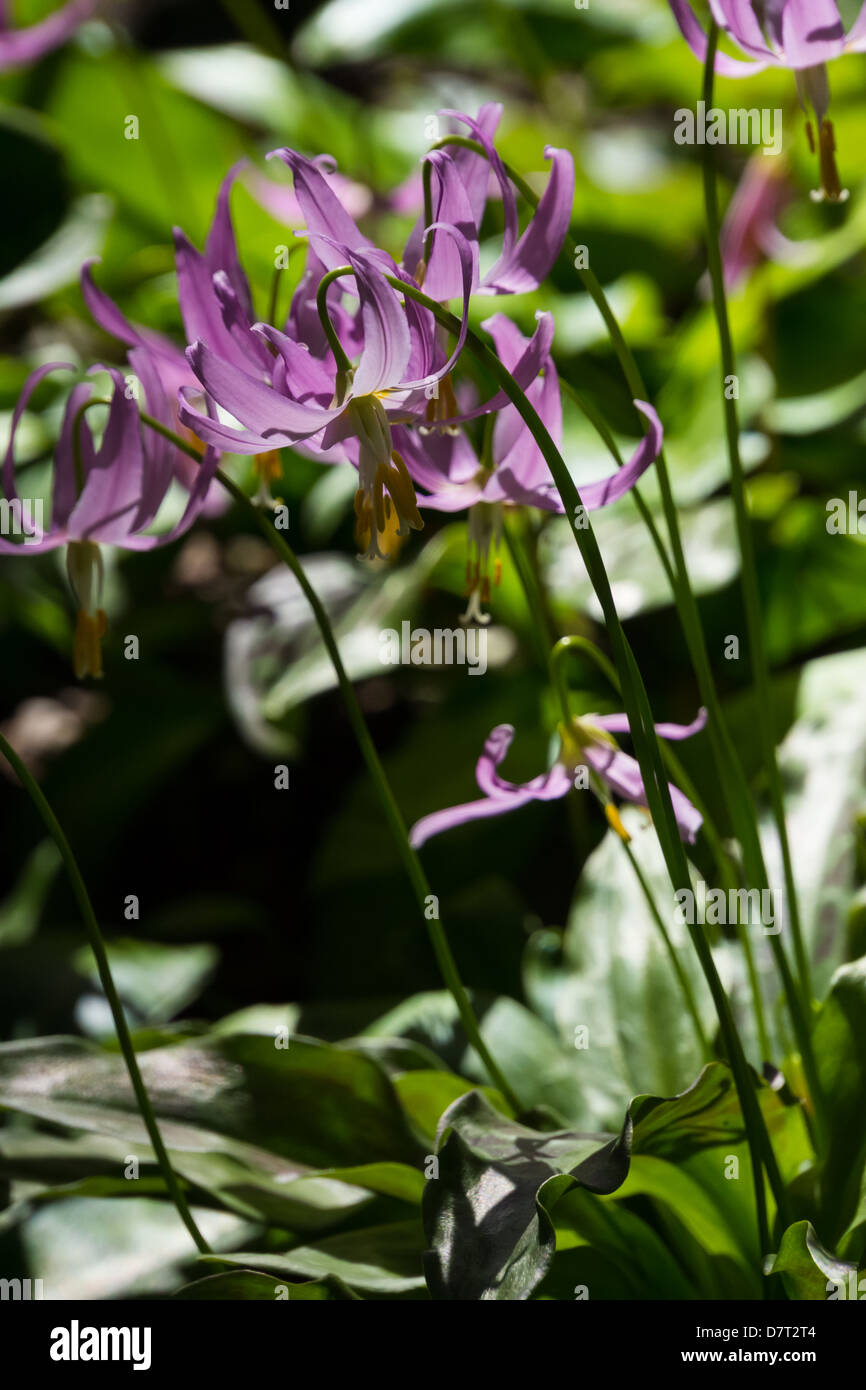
[700, 26, 814, 1017]
[138, 411, 523, 1115]
[0, 731, 211, 1255]
[430, 129, 821, 1131]
[385, 277, 788, 1248]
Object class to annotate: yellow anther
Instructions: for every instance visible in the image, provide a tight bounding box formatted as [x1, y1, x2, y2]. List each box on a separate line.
[255, 450, 283, 485]
[604, 802, 631, 843]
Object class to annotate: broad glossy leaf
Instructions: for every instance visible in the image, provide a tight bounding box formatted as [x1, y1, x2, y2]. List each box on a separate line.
[423, 1088, 630, 1300]
[524, 808, 714, 1129]
[768, 1221, 860, 1301]
[202, 1219, 427, 1295]
[813, 957, 866, 1243]
[424, 1064, 808, 1300]
[172, 1269, 360, 1300]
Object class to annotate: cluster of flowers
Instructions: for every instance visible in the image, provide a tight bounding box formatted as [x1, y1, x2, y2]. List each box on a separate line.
[1, 97, 712, 843]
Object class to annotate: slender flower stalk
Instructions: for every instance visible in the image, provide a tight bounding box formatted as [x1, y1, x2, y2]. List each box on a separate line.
[0, 730, 211, 1255]
[551, 633, 771, 1061]
[700, 24, 826, 1145]
[624, 839, 712, 1063]
[430, 131, 819, 1110]
[458, 535, 713, 1059]
[136, 410, 523, 1116]
[386, 279, 789, 1251]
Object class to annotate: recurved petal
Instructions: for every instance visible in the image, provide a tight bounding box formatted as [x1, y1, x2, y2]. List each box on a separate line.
[668, 0, 772, 73]
[340, 248, 413, 397]
[268, 149, 371, 271]
[186, 339, 343, 440]
[0, 0, 97, 69]
[409, 723, 571, 848]
[3, 361, 76, 505]
[780, 0, 847, 66]
[582, 741, 703, 844]
[481, 147, 575, 295]
[591, 707, 709, 742]
[403, 150, 481, 300]
[205, 160, 254, 320]
[574, 400, 663, 511]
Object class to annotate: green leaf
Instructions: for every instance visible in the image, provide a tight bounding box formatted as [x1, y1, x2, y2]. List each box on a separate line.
[424, 1063, 809, 1300]
[72, 938, 218, 1026]
[423, 1089, 629, 1300]
[172, 1269, 360, 1300]
[201, 1220, 427, 1295]
[813, 957, 866, 1243]
[768, 1221, 860, 1301]
[524, 808, 714, 1129]
[0, 839, 60, 948]
[0, 1034, 424, 1231]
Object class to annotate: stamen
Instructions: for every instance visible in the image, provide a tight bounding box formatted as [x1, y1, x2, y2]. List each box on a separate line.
[253, 450, 284, 508]
[811, 119, 849, 204]
[604, 803, 631, 843]
[459, 588, 491, 626]
[419, 372, 460, 436]
[73, 609, 107, 680]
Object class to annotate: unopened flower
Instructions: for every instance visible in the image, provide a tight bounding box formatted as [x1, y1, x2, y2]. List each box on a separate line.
[669, 0, 866, 200]
[82, 162, 265, 507]
[409, 708, 708, 848]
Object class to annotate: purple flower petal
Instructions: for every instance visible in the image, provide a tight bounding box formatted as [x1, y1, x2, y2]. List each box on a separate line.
[267, 149, 373, 271]
[409, 722, 571, 848]
[2, 361, 75, 505]
[177, 386, 292, 455]
[338, 248, 413, 398]
[481, 147, 575, 295]
[393, 424, 480, 498]
[403, 150, 481, 300]
[185, 339, 343, 440]
[127, 347, 177, 531]
[439, 108, 520, 274]
[591, 707, 709, 742]
[67, 371, 145, 544]
[435, 310, 556, 426]
[451, 102, 503, 230]
[484, 398, 662, 513]
[0, 0, 97, 70]
[173, 229, 262, 376]
[582, 741, 703, 844]
[485, 313, 562, 493]
[780, 0, 847, 66]
[391, 225, 476, 392]
[668, 0, 773, 73]
[205, 160, 255, 321]
[575, 400, 663, 510]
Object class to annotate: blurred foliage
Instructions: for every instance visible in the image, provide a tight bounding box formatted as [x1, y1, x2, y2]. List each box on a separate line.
[0, 0, 865, 1299]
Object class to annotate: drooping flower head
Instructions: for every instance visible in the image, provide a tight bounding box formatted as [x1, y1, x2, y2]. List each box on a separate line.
[178, 219, 476, 561]
[0, 355, 218, 676]
[669, 0, 866, 200]
[410, 709, 708, 848]
[81, 161, 263, 510]
[0, 0, 97, 69]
